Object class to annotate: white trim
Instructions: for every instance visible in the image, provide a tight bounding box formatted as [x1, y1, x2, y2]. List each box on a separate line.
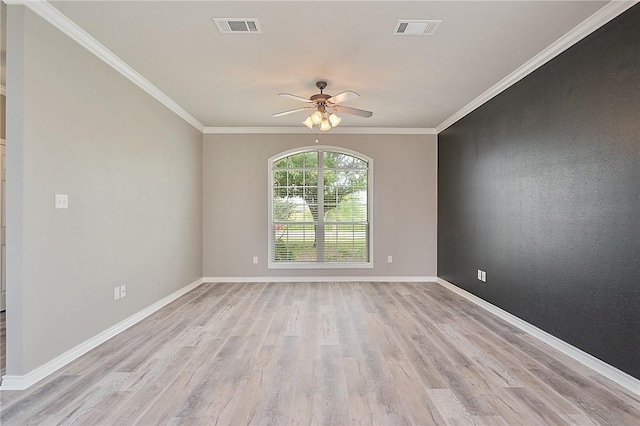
[435, 0, 638, 133]
[435, 277, 640, 396]
[9, 0, 205, 132]
[0, 85, 5, 96]
[203, 127, 437, 135]
[0, 278, 204, 391]
[203, 276, 437, 283]
[267, 262, 374, 270]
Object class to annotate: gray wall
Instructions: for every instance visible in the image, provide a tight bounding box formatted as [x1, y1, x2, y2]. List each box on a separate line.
[6, 6, 203, 375]
[203, 133, 437, 278]
[438, 6, 639, 378]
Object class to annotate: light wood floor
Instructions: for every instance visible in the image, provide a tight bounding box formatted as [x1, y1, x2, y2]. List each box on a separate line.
[1, 282, 639, 425]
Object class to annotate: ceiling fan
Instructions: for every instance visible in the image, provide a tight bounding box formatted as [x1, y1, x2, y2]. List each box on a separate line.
[273, 81, 373, 131]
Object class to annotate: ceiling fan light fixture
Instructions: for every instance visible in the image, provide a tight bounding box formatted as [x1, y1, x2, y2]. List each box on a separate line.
[320, 118, 331, 131]
[302, 116, 314, 129]
[311, 110, 323, 125]
[274, 81, 372, 131]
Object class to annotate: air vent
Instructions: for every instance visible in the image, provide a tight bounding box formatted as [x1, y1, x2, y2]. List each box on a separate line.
[213, 18, 261, 34]
[393, 20, 441, 36]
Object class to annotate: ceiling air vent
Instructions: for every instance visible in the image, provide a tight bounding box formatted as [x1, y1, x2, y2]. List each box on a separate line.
[393, 20, 441, 36]
[213, 18, 261, 34]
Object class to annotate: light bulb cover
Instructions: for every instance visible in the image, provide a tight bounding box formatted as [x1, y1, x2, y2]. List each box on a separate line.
[311, 110, 323, 125]
[302, 116, 314, 129]
[329, 113, 342, 127]
[320, 118, 331, 131]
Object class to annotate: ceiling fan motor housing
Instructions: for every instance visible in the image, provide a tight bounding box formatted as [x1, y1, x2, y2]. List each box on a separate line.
[310, 93, 331, 102]
[311, 81, 331, 103]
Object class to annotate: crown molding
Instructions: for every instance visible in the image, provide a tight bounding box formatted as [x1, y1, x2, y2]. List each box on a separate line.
[435, 0, 638, 133]
[0, 85, 6, 96]
[9, 0, 205, 132]
[203, 127, 437, 135]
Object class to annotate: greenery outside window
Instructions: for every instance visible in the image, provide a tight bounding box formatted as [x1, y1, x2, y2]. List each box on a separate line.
[269, 147, 372, 268]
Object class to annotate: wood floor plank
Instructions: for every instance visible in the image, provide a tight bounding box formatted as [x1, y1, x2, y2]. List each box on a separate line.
[289, 357, 323, 425]
[343, 357, 376, 425]
[223, 344, 276, 425]
[385, 360, 442, 425]
[333, 284, 360, 358]
[319, 344, 350, 425]
[1, 281, 639, 425]
[257, 336, 302, 425]
[426, 388, 475, 426]
[350, 283, 415, 425]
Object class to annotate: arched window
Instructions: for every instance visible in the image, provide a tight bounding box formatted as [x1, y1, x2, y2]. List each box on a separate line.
[269, 147, 372, 268]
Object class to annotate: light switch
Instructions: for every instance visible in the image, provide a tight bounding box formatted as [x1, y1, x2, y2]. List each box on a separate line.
[55, 194, 69, 209]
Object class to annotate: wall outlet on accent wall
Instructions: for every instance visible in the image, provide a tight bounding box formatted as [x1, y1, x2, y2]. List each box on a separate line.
[478, 269, 487, 282]
[477, 269, 482, 280]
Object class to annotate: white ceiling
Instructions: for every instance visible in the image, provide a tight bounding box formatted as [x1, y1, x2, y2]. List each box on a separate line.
[47, 1, 610, 130]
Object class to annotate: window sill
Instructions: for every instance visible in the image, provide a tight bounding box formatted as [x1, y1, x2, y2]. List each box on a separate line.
[268, 262, 374, 270]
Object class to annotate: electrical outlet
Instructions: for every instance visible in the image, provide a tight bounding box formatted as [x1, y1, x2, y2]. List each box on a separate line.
[253, 256, 259, 264]
[54, 194, 69, 209]
[478, 269, 482, 280]
[120, 285, 126, 298]
[114, 287, 120, 300]
[387, 256, 393, 263]
[481, 271, 486, 282]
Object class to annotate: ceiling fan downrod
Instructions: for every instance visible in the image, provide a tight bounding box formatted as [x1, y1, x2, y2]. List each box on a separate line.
[316, 81, 328, 93]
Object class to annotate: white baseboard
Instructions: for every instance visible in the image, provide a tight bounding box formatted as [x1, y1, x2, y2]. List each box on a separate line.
[435, 277, 640, 396]
[203, 276, 437, 283]
[0, 278, 204, 391]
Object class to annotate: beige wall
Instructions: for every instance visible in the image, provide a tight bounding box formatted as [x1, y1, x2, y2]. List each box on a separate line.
[6, 7, 202, 375]
[203, 133, 437, 278]
[1, 95, 5, 140]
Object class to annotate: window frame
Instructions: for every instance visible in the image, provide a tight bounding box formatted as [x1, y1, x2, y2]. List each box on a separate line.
[268, 146, 374, 269]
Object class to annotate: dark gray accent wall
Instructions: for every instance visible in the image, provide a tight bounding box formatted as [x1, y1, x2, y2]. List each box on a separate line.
[438, 5, 639, 379]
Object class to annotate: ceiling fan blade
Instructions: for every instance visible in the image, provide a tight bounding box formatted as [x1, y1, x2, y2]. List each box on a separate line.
[333, 105, 373, 118]
[278, 93, 312, 103]
[328, 90, 359, 104]
[272, 107, 314, 117]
